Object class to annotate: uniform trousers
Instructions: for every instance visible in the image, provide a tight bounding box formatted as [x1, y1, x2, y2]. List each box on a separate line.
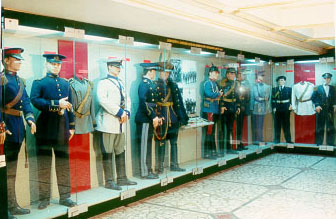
[316, 110, 335, 146]
[37, 142, 71, 201]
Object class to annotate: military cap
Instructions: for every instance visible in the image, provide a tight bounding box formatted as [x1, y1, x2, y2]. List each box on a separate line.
[140, 62, 159, 70]
[276, 75, 286, 81]
[208, 64, 219, 73]
[43, 54, 66, 63]
[106, 57, 123, 68]
[226, 67, 236, 74]
[157, 61, 173, 72]
[4, 48, 24, 60]
[322, 73, 332, 79]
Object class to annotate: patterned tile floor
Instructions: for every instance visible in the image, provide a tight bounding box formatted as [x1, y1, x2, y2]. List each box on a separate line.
[91, 154, 336, 219]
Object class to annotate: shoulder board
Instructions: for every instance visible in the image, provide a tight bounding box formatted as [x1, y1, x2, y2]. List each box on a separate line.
[313, 86, 318, 91]
[1, 74, 8, 86]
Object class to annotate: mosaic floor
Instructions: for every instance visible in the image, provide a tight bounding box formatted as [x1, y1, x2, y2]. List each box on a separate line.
[91, 154, 336, 219]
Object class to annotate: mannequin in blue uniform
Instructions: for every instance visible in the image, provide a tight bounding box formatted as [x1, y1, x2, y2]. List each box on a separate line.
[135, 62, 161, 179]
[2, 48, 36, 219]
[202, 64, 222, 159]
[312, 73, 336, 146]
[30, 54, 76, 210]
[271, 76, 293, 143]
[2, 48, 36, 218]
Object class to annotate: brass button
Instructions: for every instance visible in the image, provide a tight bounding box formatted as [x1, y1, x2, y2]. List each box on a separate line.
[57, 84, 59, 87]
[58, 89, 61, 91]
[59, 94, 62, 97]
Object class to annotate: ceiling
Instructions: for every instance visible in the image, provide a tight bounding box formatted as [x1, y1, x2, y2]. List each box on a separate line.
[2, 0, 335, 57]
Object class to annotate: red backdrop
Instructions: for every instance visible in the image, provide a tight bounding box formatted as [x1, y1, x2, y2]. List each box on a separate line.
[294, 63, 316, 144]
[58, 40, 91, 193]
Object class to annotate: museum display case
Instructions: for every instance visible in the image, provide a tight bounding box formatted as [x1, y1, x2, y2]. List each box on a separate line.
[0, 8, 335, 219]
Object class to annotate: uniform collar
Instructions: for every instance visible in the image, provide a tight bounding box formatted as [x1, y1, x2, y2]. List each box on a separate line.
[5, 69, 17, 76]
[107, 74, 118, 80]
[47, 73, 59, 78]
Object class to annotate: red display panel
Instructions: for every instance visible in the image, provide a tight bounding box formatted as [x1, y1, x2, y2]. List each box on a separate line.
[294, 63, 315, 144]
[58, 40, 91, 193]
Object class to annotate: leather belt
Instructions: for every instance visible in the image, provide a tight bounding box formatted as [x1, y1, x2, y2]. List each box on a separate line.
[2, 108, 23, 117]
[274, 99, 290, 103]
[223, 98, 236, 103]
[298, 98, 311, 103]
[74, 111, 90, 118]
[157, 102, 173, 107]
[204, 97, 220, 102]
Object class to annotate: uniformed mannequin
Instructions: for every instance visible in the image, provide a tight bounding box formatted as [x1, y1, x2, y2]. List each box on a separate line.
[236, 70, 250, 151]
[95, 58, 137, 190]
[271, 76, 293, 143]
[135, 62, 161, 179]
[69, 74, 96, 134]
[1, 48, 36, 218]
[312, 73, 336, 146]
[30, 54, 76, 210]
[155, 62, 188, 173]
[218, 67, 240, 155]
[202, 64, 222, 159]
[251, 71, 271, 144]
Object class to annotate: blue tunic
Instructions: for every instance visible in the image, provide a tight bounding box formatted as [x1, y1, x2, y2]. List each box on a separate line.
[30, 73, 75, 145]
[1, 71, 34, 144]
[202, 79, 220, 114]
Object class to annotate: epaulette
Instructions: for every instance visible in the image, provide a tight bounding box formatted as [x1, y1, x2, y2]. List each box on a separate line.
[0, 73, 8, 86]
[84, 78, 94, 88]
[69, 78, 74, 84]
[313, 86, 318, 91]
[220, 78, 227, 86]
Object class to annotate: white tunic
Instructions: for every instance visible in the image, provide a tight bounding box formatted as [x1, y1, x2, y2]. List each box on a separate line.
[96, 76, 131, 134]
[291, 81, 315, 116]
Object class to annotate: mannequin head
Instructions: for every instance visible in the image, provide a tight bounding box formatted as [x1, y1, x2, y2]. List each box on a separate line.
[226, 68, 236, 81]
[3, 48, 24, 72]
[4, 57, 22, 72]
[43, 54, 66, 75]
[256, 71, 265, 83]
[322, 73, 332, 85]
[276, 76, 286, 86]
[208, 64, 219, 81]
[107, 59, 123, 77]
[159, 70, 170, 81]
[144, 69, 156, 80]
[46, 62, 62, 75]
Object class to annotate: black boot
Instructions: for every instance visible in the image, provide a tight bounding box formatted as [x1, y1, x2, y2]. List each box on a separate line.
[38, 200, 50, 210]
[59, 198, 76, 208]
[170, 164, 186, 172]
[227, 143, 238, 154]
[144, 169, 159, 179]
[102, 153, 121, 189]
[116, 152, 137, 186]
[156, 141, 166, 174]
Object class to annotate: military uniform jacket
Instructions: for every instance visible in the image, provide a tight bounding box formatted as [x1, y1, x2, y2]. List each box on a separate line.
[251, 82, 271, 115]
[135, 76, 158, 124]
[156, 79, 178, 125]
[237, 80, 250, 114]
[31, 73, 75, 144]
[95, 75, 130, 134]
[312, 84, 336, 112]
[291, 81, 315, 115]
[271, 86, 292, 112]
[168, 79, 189, 126]
[1, 71, 35, 143]
[69, 77, 96, 134]
[218, 79, 240, 113]
[202, 79, 220, 114]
